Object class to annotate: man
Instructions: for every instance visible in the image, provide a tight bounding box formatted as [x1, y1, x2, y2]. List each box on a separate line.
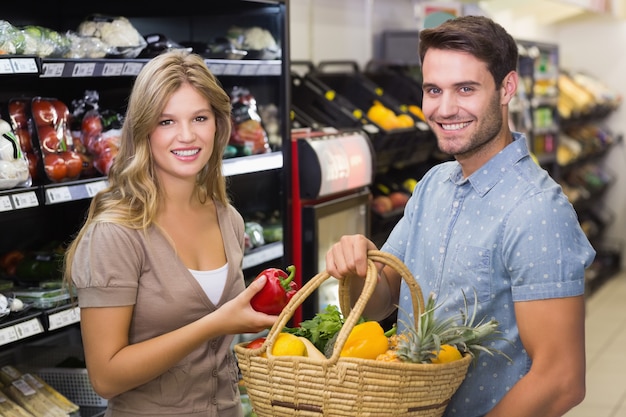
[325, 15, 595, 417]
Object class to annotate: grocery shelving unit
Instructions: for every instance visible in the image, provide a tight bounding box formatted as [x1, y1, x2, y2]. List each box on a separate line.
[512, 39, 561, 174]
[0, 2, 290, 415]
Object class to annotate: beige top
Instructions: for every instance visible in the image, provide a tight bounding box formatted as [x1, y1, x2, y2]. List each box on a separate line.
[72, 201, 245, 417]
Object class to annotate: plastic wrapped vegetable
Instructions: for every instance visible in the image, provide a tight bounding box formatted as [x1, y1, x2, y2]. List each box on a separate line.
[77, 15, 147, 58]
[20, 25, 70, 57]
[229, 86, 270, 156]
[0, 119, 31, 190]
[63, 32, 111, 58]
[0, 20, 26, 55]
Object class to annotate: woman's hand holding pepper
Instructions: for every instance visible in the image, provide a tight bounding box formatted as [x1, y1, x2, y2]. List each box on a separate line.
[216, 275, 279, 335]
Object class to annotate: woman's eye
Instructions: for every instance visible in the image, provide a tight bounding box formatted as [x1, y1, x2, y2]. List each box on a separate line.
[159, 119, 173, 126]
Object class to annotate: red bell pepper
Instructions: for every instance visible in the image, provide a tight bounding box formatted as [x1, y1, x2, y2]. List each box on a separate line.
[246, 337, 266, 349]
[250, 265, 298, 315]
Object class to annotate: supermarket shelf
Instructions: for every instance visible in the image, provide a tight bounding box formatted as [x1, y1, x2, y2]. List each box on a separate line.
[0, 151, 283, 211]
[0, 303, 79, 348]
[0, 56, 281, 79]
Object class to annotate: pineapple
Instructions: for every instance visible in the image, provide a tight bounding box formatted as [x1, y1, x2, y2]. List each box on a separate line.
[391, 290, 510, 364]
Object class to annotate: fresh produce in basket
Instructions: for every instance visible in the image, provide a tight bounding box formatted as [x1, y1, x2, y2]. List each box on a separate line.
[296, 336, 326, 360]
[375, 291, 509, 364]
[338, 320, 389, 359]
[245, 333, 310, 358]
[234, 251, 502, 417]
[283, 304, 354, 354]
[249, 265, 298, 315]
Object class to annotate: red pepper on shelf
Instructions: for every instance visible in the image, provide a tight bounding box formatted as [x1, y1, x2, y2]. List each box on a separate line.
[250, 265, 298, 315]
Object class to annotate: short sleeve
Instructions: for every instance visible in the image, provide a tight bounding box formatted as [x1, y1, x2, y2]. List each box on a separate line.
[503, 192, 595, 301]
[71, 222, 144, 307]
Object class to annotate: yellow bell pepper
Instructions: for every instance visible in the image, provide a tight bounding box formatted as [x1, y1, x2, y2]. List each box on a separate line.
[340, 321, 389, 360]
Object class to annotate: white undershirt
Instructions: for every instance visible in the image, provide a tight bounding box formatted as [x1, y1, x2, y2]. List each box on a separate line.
[189, 263, 228, 305]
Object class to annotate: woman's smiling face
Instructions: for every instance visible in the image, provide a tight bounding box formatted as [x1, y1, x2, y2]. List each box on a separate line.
[149, 82, 216, 186]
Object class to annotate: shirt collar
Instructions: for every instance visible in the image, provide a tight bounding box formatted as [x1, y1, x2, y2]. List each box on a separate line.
[448, 132, 530, 196]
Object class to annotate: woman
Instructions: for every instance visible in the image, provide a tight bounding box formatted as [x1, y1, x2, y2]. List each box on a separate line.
[63, 50, 278, 417]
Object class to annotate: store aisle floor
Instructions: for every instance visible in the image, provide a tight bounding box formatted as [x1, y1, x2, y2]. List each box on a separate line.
[564, 271, 626, 417]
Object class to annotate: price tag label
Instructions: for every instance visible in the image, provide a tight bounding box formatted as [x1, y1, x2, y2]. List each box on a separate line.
[10, 58, 38, 73]
[41, 62, 66, 77]
[257, 64, 281, 76]
[240, 64, 258, 76]
[0, 326, 18, 347]
[224, 64, 242, 75]
[85, 180, 107, 197]
[361, 124, 379, 134]
[72, 62, 96, 77]
[0, 59, 14, 74]
[206, 63, 225, 75]
[47, 307, 80, 331]
[14, 318, 43, 340]
[11, 191, 38, 209]
[102, 62, 124, 76]
[46, 187, 72, 203]
[122, 62, 144, 76]
[0, 196, 12, 212]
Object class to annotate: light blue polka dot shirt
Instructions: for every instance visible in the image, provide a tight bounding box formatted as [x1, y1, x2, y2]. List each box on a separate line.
[381, 133, 596, 417]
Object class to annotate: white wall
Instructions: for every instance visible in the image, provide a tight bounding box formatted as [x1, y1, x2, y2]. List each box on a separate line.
[289, 0, 626, 266]
[290, 0, 372, 69]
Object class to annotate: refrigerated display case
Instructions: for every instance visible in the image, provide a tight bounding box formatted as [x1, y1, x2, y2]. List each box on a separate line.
[290, 129, 373, 322]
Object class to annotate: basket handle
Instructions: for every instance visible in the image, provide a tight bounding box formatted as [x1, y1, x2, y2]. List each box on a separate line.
[258, 250, 424, 364]
[256, 263, 356, 360]
[339, 250, 425, 323]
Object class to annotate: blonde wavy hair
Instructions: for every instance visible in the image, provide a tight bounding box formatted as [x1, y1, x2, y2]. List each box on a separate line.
[63, 50, 232, 286]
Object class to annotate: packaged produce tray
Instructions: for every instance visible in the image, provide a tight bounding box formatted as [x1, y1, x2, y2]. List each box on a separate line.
[17, 345, 108, 408]
[12, 286, 71, 309]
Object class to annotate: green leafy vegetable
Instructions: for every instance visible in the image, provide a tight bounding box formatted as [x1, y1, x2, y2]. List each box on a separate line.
[283, 305, 364, 354]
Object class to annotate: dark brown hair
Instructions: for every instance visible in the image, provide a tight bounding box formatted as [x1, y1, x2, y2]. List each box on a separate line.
[418, 15, 518, 88]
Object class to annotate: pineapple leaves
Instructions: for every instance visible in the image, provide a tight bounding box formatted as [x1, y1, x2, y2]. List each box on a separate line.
[393, 289, 512, 364]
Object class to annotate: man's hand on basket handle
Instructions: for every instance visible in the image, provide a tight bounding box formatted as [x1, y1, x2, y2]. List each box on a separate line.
[325, 234, 399, 321]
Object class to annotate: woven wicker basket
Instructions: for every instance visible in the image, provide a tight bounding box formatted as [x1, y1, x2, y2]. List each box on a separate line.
[234, 250, 472, 417]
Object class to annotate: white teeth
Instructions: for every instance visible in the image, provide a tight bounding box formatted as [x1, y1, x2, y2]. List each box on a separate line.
[441, 122, 470, 131]
[172, 149, 199, 156]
